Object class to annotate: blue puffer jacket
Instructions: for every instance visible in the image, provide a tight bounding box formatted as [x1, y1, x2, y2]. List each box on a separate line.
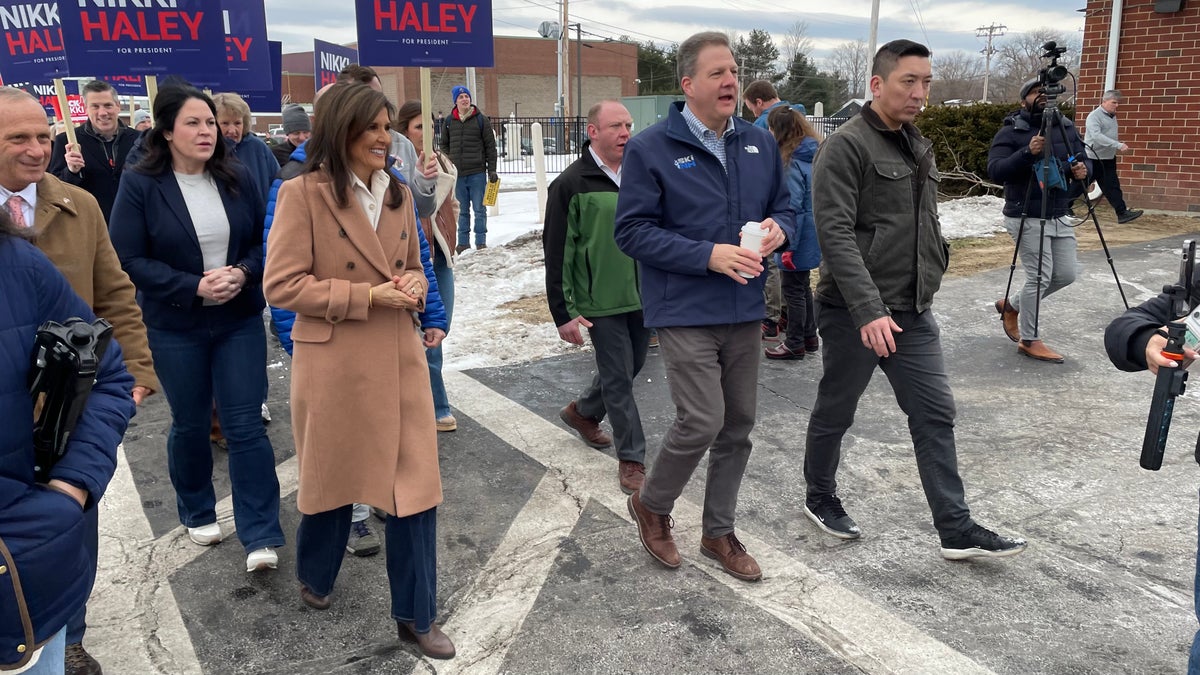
[614, 102, 794, 328]
[777, 136, 821, 272]
[0, 237, 134, 668]
[263, 144, 447, 355]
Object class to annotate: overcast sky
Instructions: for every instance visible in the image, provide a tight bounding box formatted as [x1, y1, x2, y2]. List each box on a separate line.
[263, 0, 1086, 63]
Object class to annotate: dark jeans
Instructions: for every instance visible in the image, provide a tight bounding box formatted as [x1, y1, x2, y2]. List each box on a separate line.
[455, 172, 487, 246]
[575, 311, 651, 463]
[1094, 157, 1129, 215]
[297, 505, 439, 632]
[804, 304, 973, 538]
[147, 313, 284, 553]
[1191, 491, 1200, 674]
[779, 269, 817, 351]
[65, 505, 98, 644]
[427, 252, 454, 419]
[641, 322, 759, 538]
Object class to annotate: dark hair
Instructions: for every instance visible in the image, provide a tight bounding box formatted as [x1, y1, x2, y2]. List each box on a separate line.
[743, 80, 778, 104]
[767, 105, 821, 162]
[134, 84, 240, 196]
[338, 64, 379, 86]
[677, 31, 730, 82]
[871, 39, 931, 79]
[307, 83, 404, 211]
[81, 79, 118, 102]
[395, 99, 423, 142]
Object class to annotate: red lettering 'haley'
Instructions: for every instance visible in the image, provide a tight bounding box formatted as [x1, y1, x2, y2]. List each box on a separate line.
[5, 28, 63, 56]
[375, 0, 476, 33]
[78, 10, 204, 42]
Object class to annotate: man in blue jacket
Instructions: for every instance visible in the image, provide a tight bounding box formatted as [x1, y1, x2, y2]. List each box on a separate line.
[615, 31, 793, 583]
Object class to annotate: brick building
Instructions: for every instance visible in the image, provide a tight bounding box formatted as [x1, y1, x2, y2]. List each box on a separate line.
[277, 35, 637, 120]
[1079, 0, 1200, 212]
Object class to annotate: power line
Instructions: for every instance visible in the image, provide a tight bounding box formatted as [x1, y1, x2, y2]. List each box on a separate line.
[976, 23, 1006, 103]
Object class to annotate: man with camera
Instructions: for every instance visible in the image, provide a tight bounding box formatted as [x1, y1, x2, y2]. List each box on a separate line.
[988, 79, 1091, 364]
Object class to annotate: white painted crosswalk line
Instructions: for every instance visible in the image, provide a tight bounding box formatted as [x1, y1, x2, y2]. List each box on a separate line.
[441, 370, 993, 675]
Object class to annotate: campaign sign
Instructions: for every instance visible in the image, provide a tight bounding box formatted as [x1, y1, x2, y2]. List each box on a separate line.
[93, 74, 145, 96]
[21, 81, 58, 117]
[0, 1, 69, 84]
[314, 39, 357, 90]
[190, 1, 271, 91]
[59, 0, 227, 79]
[50, 92, 87, 123]
[242, 40, 281, 113]
[355, 0, 494, 68]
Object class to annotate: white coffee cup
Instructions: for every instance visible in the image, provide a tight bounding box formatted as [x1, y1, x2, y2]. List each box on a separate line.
[738, 221, 766, 278]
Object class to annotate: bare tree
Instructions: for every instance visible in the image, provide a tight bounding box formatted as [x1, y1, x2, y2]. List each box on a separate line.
[993, 29, 1081, 103]
[779, 20, 813, 70]
[826, 38, 870, 100]
[932, 50, 985, 102]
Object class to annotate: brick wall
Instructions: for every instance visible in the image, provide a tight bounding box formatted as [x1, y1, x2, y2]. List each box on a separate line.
[1079, 0, 1200, 212]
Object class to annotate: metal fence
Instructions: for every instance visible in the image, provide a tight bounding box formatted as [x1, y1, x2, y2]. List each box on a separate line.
[487, 115, 851, 175]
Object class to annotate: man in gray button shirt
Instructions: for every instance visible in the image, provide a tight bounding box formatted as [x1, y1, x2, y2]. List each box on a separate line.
[1085, 90, 1142, 224]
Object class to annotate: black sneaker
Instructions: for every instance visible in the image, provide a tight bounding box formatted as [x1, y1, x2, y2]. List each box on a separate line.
[65, 642, 102, 675]
[940, 523, 1027, 560]
[1117, 209, 1144, 224]
[761, 319, 779, 340]
[803, 495, 861, 539]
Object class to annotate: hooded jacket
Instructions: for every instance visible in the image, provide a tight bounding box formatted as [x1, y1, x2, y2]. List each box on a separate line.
[778, 136, 822, 272]
[987, 107, 1091, 219]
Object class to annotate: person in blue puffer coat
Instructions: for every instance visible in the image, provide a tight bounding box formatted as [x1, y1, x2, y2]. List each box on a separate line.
[765, 106, 823, 361]
[0, 214, 136, 672]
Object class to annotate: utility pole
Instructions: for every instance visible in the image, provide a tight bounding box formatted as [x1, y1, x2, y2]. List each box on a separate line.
[865, 0, 879, 100]
[976, 23, 1006, 103]
[560, 0, 570, 117]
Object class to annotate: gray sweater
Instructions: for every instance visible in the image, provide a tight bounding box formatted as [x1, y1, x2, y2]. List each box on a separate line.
[1085, 107, 1123, 160]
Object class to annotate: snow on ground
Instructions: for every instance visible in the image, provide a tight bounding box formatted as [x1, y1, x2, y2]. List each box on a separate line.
[442, 189, 1009, 369]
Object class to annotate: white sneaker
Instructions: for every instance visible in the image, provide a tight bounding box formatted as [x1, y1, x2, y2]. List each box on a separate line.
[246, 547, 278, 572]
[187, 523, 223, 546]
[261, 403, 272, 424]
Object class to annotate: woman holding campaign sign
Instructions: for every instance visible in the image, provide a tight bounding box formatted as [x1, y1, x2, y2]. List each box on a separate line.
[109, 84, 285, 575]
[263, 83, 455, 660]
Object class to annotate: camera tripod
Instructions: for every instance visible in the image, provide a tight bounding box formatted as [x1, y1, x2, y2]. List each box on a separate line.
[1000, 97, 1130, 343]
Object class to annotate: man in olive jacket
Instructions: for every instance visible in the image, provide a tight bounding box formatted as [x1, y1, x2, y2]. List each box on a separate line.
[543, 101, 648, 495]
[804, 39, 1026, 561]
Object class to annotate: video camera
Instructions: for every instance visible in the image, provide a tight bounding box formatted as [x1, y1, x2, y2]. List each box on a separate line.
[1037, 41, 1070, 101]
[28, 318, 114, 483]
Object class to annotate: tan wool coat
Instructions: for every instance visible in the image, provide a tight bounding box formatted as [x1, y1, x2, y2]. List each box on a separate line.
[263, 171, 442, 517]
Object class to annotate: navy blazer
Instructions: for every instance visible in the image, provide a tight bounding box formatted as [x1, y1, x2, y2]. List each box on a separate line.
[109, 165, 266, 331]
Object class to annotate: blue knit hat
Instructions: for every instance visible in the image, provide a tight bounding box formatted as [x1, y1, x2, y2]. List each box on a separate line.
[452, 85, 472, 105]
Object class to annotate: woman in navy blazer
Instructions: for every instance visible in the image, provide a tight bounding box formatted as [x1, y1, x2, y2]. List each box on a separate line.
[110, 84, 284, 574]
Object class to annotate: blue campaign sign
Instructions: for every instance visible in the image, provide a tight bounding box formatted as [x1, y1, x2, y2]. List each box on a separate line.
[242, 40, 281, 113]
[355, 0, 494, 68]
[59, 0, 227, 79]
[20, 81, 58, 117]
[0, 0, 70, 84]
[190, 1, 271, 92]
[314, 39, 357, 90]
[93, 74, 146, 96]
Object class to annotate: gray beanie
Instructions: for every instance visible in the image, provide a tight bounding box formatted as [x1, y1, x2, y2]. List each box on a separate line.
[282, 104, 310, 134]
[132, 109, 151, 126]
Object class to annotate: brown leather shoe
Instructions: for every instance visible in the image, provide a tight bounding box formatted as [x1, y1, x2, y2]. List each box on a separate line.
[700, 532, 762, 582]
[299, 584, 331, 610]
[765, 342, 804, 360]
[618, 461, 645, 494]
[455, 244, 470, 254]
[559, 401, 612, 448]
[995, 299, 1019, 343]
[627, 490, 680, 568]
[398, 622, 456, 659]
[1018, 339, 1064, 363]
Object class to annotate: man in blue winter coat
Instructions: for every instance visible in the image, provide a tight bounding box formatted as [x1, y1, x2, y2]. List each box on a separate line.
[615, 31, 793, 583]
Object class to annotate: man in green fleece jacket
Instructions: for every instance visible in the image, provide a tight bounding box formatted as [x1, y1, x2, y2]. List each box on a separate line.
[543, 100, 649, 495]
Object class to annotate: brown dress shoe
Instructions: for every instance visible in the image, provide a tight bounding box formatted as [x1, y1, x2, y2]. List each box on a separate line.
[618, 461, 646, 494]
[64, 642, 102, 675]
[398, 622, 456, 659]
[995, 299, 1019, 343]
[559, 401, 613, 448]
[299, 584, 331, 610]
[765, 343, 804, 360]
[700, 532, 762, 582]
[627, 490, 681, 568]
[1018, 339, 1064, 363]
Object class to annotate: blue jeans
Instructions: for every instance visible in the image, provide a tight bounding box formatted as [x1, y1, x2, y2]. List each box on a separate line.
[427, 252, 454, 419]
[297, 505, 439, 631]
[147, 314, 285, 553]
[16, 626, 65, 674]
[455, 172, 487, 247]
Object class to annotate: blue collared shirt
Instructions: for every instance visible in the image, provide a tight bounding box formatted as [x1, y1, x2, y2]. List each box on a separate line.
[681, 104, 734, 170]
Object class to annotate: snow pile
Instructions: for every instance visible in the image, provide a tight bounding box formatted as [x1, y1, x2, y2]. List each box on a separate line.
[938, 195, 1007, 240]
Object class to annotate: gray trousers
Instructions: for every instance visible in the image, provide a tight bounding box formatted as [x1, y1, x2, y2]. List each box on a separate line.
[640, 322, 759, 538]
[804, 304, 973, 538]
[1003, 216, 1079, 341]
[575, 311, 651, 463]
[764, 255, 782, 323]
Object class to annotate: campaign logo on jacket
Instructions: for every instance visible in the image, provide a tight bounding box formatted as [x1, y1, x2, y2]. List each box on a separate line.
[673, 155, 696, 170]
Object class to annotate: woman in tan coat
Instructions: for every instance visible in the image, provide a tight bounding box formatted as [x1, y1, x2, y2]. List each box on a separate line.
[263, 83, 454, 660]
